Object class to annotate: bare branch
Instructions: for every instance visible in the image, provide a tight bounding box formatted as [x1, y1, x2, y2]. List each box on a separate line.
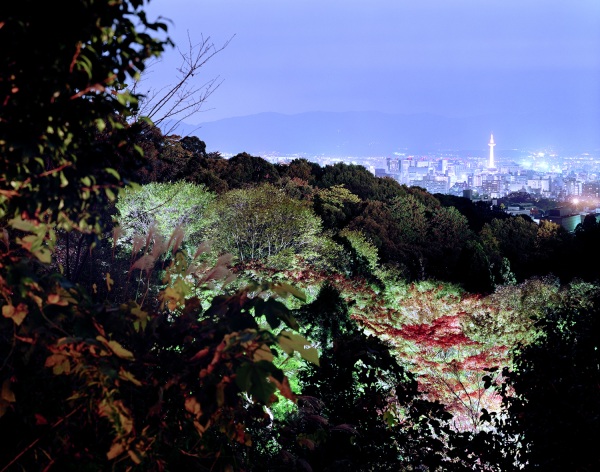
[132, 32, 234, 135]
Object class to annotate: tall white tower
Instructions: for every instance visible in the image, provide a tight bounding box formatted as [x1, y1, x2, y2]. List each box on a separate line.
[488, 133, 496, 169]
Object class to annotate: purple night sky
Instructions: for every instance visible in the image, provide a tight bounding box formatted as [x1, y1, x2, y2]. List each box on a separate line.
[140, 0, 600, 132]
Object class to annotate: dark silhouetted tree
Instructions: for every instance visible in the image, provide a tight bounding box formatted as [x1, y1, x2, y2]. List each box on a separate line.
[489, 282, 600, 471]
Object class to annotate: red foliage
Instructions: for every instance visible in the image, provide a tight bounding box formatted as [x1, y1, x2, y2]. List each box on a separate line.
[398, 315, 478, 349]
[233, 260, 512, 431]
[461, 349, 507, 370]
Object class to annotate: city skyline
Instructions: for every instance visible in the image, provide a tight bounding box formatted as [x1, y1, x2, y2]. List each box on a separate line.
[369, 130, 600, 212]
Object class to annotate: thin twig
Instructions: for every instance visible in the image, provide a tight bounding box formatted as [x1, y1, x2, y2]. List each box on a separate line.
[1, 406, 82, 472]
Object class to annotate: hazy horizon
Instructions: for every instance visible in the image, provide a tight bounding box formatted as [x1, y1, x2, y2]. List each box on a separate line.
[169, 109, 598, 157]
[141, 0, 600, 151]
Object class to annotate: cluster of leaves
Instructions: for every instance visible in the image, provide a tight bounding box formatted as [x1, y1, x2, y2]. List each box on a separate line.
[346, 281, 499, 431]
[200, 258, 530, 433]
[207, 184, 323, 266]
[249, 284, 505, 471]
[483, 281, 600, 471]
[1, 1, 171, 366]
[245, 259, 586, 438]
[1, 0, 169, 234]
[1, 236, 320, 470]
[115, 181, 214, 246]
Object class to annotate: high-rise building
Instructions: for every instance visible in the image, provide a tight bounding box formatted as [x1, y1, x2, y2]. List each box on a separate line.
[482, 179, 501, 196]
[582, 181, 600, 199]
[488, 133, 496, 169]
[386, 157, 400, 173]
[400, 159, 411, 185]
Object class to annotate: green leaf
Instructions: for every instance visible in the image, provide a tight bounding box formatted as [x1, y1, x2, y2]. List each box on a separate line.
[383, 410, 397, 427]
[8, 217, 38, 233]
[108, 340, 134, 360]
[95, 118, 106, 132]
[235, 361, 278, 403]
[272, 283, 307, 302]
[33, 247, 52, 264]
[278, 331, 320, 366]
[133, 144, 144, 157]
[260, 299, 299, 331]
[105, 168, 120, 180]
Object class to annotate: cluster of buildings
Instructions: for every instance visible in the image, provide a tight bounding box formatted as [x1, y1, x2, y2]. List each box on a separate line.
[265, 134, 600, 232]
[370, 134, 600, 232]
[375, 135, 598, 202]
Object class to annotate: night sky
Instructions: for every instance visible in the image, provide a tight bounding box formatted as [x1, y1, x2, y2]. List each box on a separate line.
[141, 0, 600, 132]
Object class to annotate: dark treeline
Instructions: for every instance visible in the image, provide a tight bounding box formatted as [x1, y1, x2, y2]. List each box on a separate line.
[135, 130, 598, 294]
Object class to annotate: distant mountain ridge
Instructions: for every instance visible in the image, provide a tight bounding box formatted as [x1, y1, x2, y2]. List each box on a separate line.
[170, 110, 600, 157]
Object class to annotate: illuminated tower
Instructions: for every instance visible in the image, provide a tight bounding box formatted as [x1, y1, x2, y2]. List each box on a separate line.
[488, 133, 496, 169]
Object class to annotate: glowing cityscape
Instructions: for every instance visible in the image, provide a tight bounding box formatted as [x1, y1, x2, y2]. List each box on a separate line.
[262, 132, 600, 231]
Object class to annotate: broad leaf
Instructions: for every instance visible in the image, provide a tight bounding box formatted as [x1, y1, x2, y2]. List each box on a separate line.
[277, 331, 320, 366]
[235, 361, 278, 404]
[272, 282, 307, 302]
[258, 299, 299, 331]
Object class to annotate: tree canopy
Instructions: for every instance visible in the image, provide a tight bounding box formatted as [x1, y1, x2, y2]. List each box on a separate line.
[208, 184, 322, 264]
[116, 181, 214, 245]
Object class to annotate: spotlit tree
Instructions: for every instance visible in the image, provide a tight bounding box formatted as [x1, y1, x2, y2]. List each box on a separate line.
[209, 184, 323, 264]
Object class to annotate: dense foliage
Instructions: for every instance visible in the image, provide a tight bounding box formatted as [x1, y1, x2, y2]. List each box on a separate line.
[116, 181, 214, 244]
[485, 283, 600, 471]
[1, 1, 599, 471]
[0, 3, 316, 470]
[207, 184, 322, 265]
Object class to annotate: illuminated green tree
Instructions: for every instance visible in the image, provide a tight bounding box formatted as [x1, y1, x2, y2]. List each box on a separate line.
[208, 184, 323, 264]
[116, 181, 215, 245]
[313, 184, 361, 230]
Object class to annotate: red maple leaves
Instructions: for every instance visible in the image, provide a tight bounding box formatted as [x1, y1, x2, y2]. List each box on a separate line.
[398, 314, 477, 349]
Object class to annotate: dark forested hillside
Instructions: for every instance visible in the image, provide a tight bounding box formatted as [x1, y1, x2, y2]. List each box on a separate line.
[137, 132, 591, 290]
